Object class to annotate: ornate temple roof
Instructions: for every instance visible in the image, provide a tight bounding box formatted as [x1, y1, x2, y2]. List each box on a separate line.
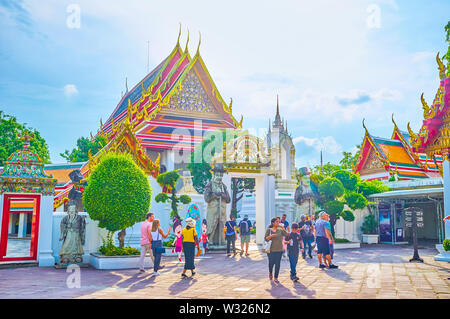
[408, 53, 450, 158]
[354, 118, 442, 181]
[0, 133, 57, 195]
[99, 29, 242, 151]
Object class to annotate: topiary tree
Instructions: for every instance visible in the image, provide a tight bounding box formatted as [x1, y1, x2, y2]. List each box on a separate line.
[155, 169, 191, 220]
[332, 170, 357, 191]
[341, 210, 355, 222]
[83, 152, 152, 248]
[313, 170, 384, 237]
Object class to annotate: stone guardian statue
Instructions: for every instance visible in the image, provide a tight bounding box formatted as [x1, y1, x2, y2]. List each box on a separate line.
[204, 163, 230, 246]
[59, 201, 86, 264]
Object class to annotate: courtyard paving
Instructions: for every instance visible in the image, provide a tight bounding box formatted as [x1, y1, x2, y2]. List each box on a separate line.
[0, 244, 449, 299]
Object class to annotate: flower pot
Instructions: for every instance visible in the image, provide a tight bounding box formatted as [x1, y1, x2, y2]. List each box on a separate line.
[435, 244, 450, 262]
[362, 234, 379, 244]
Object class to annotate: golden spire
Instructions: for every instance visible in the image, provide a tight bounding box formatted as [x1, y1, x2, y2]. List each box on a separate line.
[176, 23, 181, 47]
[362, 118, 369, 135]
[436, 52, 446, 80]
[196, 31, 201, 56]
[421, 93, 432, 118]
[184, 28, 190, 53]
[391, 113, 398, 130]
[229, 97, 233, 113]
[238, 115, 243, 128]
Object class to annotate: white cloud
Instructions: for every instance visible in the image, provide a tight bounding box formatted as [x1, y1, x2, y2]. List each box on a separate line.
[293, 135, 342, 155]
[64, 84, 78, 97]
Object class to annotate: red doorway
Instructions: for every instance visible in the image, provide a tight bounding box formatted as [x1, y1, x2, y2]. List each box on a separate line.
[0, 194, 41, 262]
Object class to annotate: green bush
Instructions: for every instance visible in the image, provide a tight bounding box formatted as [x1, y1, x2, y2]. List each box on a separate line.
[340, 210, 355, 222]
[163, 233, 176, 247]
[334, 238, 350, 243]
[98, 232, 140, 256]
[332, 170, 357, 191]
[319, 177, 345, 200]
[345, 192, 368, 210]
[443, 238, 450, 251]
[357, 179, 389, 197]
[98, 244, 140, 256]
[83, 153, 152, 247]
[361, 214, 378, 234]
[155, 169, 191, 219]
[324, 200, 344, 215]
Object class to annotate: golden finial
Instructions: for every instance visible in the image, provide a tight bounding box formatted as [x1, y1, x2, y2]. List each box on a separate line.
[436, 52, 446, 80]
[176, 23, 181, 46]
[184, 28, 190, 53]
[196, 31, 201, 56]
[238, 115, 243, 128]
[229, 98, 233, 113]
[90, 132, 94, 140]
[362, 118, 369, 135]
[421, 93, 431, 118]
[100, 118, 103, 129]
[391, 113, 398, 128]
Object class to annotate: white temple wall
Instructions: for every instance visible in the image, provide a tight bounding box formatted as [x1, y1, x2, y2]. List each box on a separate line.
[334, 207, 370, 242]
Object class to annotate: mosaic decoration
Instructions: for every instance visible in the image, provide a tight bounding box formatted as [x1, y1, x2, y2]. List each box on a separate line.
[0, 133, 57, 195]
[213, 133, 272, 173]
[165, 70, 216, 113]
[408, 53, 450, 159]
[365, 150, 385, 170]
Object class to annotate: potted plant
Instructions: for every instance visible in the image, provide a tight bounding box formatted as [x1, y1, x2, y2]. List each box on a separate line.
[435, 238, 450, 262]
[361, 214, 379, 244]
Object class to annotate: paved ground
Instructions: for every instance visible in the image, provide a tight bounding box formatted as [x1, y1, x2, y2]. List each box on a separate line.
[5, 239, 31, 258]
[0, 244, 449, 299]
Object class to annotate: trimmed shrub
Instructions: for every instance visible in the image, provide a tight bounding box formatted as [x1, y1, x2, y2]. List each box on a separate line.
[332, 170, 358, 191]
[345, 191, 368, 210]
[324, 200, 344, 216]
[340, 210, 355, 222]
[319, 177, 345, 200]
[83, 153, 152, 247]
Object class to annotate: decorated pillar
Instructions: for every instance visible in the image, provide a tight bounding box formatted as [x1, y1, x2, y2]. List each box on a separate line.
[0, 133, 57, 266]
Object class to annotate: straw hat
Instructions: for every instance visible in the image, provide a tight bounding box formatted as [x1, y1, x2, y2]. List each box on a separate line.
[185, 217, 196, 228]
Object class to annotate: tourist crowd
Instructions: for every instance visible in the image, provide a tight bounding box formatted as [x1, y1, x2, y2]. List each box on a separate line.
[139, 211, 338, 283]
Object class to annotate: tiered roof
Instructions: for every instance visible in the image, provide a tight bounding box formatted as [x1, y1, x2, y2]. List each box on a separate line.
[408, 53, 450, 158]
[99, 29, 242, 151]
[0, 133, 57, 195]
[354, 117, 442, 181]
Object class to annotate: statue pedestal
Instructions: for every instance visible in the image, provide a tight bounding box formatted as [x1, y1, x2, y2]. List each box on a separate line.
[206, 245, 242, 254]
[54, 263, 90, 269]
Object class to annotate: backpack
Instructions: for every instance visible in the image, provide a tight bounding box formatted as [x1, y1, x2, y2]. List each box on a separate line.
[240, 220, 249, 235]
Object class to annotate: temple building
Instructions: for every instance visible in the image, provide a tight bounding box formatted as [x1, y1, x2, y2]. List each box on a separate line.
[360, 53, 449, 245]
[354, 116, 443, 181]
[46, 29, 243, 211]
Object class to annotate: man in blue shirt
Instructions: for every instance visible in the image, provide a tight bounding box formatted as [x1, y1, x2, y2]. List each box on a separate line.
[314, 212, 338, 269]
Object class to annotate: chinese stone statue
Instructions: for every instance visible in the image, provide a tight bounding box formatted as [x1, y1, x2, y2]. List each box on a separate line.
[59, 201, 86, 264]
[204, 163, 230, 246]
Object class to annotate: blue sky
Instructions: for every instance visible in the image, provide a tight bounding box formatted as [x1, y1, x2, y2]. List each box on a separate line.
[0, 0, 449, 168]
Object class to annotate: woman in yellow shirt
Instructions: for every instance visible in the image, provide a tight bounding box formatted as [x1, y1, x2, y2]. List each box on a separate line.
[181, 217, 199, 278]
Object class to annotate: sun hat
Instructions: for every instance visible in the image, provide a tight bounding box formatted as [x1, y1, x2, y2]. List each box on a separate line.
[185, 217, 196, 228]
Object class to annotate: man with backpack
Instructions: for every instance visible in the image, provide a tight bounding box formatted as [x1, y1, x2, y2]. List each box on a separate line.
[239, 215, 253, 257]
[298, 214, 315, 259]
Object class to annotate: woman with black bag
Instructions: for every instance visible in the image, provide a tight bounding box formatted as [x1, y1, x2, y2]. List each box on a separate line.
[149, 219, 171, 276]
[265, 217, 288, 284]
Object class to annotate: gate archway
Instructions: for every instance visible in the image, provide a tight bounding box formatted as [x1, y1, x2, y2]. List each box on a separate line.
[212, 133, 277, 244]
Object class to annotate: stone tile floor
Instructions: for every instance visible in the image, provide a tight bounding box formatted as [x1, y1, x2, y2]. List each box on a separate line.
[0, 244, 448, 299]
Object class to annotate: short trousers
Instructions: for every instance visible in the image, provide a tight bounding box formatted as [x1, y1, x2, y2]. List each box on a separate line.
[241, 234, 250, 243]
[316, 236, 330, 255]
